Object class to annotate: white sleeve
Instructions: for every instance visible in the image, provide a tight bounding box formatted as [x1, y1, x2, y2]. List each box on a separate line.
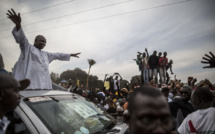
[177, 116, 190, 134]
[47, 52, 71, 63]
[12, 27, 30, 50]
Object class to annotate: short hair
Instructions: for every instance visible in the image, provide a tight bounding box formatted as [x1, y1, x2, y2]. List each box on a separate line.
[192, 87, 213, 103]
[162, 87, 170, 93]
[128, 86, 162, 114]
[34, 35, 44, 42]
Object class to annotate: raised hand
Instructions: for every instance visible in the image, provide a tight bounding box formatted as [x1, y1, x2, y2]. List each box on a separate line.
[188, 76, 193, 82]
[71, 53, 81, 58]
[6, 8, 21, 30]
[201, 52, 215, 68]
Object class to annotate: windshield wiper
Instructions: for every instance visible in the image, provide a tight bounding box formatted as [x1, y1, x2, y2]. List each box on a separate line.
[50, 97, 59, 102]
[92, 128, 120, 134]
[92, 121, 118, 134]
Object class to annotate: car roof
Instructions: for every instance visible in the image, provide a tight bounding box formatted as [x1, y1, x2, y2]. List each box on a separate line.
[20, 90, 73, 98]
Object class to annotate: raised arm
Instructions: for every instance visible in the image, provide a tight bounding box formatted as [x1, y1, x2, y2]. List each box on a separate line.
[116, 81, 121, 98]
[47, 52, 80, 63]
[201, 52, 215, 68]
[7, 8, 31, 54]
[112, 73, 117, 78]
[187, 76, 193, 86]
[104, 74, 108, 82]
[7, 8, 21, 31]
[145, 48, 149, 58]
[117, 73, 123, 81]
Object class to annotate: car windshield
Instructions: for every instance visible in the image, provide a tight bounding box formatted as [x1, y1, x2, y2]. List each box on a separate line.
[24, 95, 116, 134]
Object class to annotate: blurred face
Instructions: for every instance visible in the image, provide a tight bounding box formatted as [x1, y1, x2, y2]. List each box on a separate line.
[121, 91, 128, 97]
[162, 91, 169, 98]
[1, 81, 21, 112]
[34, 35, 46, 50]
[158, 52, 162, 57]
[153, 51, 157, 56]
[129, 95, 172, 134]
[142, 53, 146, 57]
[180, 88, 192, 101]
[163, 52, 167, 57]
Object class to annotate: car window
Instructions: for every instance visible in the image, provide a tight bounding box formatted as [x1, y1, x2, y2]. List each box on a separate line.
[24, 96, 116, 134]
[6, 111, 31, 134]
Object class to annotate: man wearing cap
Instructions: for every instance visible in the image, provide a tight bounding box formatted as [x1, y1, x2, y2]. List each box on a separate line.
[6, 9, 81, 89]
[0, 73, 30, 134]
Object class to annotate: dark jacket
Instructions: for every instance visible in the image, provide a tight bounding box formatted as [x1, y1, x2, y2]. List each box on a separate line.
[148, 55, 159, 69]
[169, 98, 195, 118]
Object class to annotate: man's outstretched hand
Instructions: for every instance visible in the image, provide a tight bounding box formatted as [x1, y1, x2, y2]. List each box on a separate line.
[7, 8, 21, 30]
[71, 53, 81, 58]
[201, 52, 215, 69]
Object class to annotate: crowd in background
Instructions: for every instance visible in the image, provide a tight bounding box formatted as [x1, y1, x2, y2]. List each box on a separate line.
[66, 51, 215, 133]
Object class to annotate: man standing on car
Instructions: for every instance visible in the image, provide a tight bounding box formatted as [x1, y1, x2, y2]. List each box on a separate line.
[159, 52, 168, 84]
[7, 9, 81, 89]
[0, 73, 30, 134]
[148, 51, 159, 84]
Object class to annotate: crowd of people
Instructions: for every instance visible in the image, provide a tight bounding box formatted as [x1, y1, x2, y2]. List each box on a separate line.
[69, 70, 215, 133]
[0, 8, 215, 134]
[134, 48, 173, 86]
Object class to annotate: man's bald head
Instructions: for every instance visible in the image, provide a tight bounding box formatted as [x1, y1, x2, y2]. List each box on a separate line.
[35, 35, 45, 41]
[191, 87, 213, 109]
[34, 35, 46, 50]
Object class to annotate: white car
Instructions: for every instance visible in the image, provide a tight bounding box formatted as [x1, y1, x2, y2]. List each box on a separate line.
[6, 90, 128, 134]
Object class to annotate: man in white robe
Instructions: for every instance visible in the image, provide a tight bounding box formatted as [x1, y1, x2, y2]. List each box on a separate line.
[7, 9, 81, 89]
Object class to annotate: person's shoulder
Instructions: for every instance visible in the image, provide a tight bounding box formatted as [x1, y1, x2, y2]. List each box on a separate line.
[173, 97, 183, 102]
[206, 107, 215, 113]
[41, 50, 49, 53]
[169, 100, 179, 107]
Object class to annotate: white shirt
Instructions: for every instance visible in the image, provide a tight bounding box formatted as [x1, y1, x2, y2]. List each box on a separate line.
[12, 27, 71, 89]
[104, 104, 109, 110]
[178, 107, 215, 134]
[0, 116, 10, 134]
[113, 79, 120, 90]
